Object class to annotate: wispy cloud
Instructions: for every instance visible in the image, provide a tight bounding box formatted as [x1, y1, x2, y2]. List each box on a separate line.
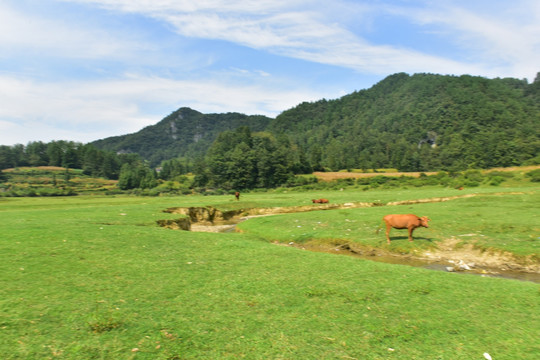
[59, 0, 539, 78]
[0, 2, 142, 60]
[388, 1, 540, 78]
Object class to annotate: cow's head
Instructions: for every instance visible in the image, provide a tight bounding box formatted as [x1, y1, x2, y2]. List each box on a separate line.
[420, 216, 430, 228]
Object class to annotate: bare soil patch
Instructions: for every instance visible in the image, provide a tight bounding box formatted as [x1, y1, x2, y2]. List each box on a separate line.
[3, 166, 68, 172]
[313, 171, 437, 181]
[282, 237, 540, 277]
[314, 165, 540, 182]
[422, 237, 540, 273]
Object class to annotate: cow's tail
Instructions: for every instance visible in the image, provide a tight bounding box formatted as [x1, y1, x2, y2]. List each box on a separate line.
[376, 218, 387, 235]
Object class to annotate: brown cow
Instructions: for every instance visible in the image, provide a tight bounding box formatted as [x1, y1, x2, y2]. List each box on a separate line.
[381, 214, 430, 244]
[312, 199, 329, 204]
[235, 192, 240, 201]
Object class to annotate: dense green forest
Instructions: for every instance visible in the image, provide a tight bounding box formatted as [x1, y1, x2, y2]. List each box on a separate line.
[2, 72, 539, 192]
[269, 72, 539, 171]
[0, 135, 302, 194]
[192, 127, 310, 190]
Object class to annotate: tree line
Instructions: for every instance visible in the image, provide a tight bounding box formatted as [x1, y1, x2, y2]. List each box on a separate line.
[1, 141, 128, 179]
[191, 127, 310, 190]
[0, 128, 309, 192]
[0, 141, 156, 190]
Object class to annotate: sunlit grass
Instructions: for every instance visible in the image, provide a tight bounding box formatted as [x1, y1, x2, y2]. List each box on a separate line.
[1, 187, 539, 359]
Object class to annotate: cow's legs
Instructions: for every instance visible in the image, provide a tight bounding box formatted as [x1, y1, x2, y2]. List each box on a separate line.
[407, 227, 414, 242]
[385, 224, 392, 244]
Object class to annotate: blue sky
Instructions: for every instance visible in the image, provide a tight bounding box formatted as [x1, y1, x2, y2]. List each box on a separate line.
[1, 0, 539, 145]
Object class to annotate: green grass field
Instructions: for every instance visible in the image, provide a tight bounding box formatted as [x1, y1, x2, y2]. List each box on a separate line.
[1, 185, 539, 359]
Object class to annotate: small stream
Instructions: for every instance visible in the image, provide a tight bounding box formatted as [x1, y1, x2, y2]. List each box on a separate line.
[161, 203, 539, 284]
[196, 222, 540, 284]
[328, 248, 540, 283]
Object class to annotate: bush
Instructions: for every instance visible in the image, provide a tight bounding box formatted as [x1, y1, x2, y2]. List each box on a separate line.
[463, 180, 480, 187]
[488, 176, 504, 186]
[487, 171, 514, 179]
[463, 170, 483, 183]
[525, 169, 540, 182]
[285, 175, 318, 187]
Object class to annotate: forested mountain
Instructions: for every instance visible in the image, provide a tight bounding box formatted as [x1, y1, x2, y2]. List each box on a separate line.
[269, 72, 539, 171]
[91, 72, 539, 173]
[91, 107, 273, 166]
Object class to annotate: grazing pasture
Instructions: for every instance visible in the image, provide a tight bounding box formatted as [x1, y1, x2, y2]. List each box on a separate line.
[1, 185, 538, 359]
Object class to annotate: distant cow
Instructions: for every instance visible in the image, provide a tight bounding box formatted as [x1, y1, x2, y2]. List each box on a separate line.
[235, 192, 240, 201]
[312, 198, 329, 204]
[381, 214, 430, 244]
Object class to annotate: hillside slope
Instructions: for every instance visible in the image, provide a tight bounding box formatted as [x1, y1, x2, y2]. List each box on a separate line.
[269, 72, 539, 171]
[91, 107, 272, 166]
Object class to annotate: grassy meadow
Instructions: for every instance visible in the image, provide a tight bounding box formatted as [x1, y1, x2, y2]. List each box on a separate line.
[1, 183, 539, 359]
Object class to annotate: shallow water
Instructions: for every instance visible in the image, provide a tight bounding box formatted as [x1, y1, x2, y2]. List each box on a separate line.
[353, 252, 540, 283]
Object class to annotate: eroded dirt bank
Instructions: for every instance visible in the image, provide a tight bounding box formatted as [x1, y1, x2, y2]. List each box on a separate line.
[159, 201, 380, 231]
[159, 193, 483, 228]
[422, 237, 540, 274]
[157, 193, 539, 278]
[283, 238, 540, 276]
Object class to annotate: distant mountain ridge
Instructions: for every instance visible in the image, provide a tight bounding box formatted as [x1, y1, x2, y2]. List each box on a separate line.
[91, 107, 272, 166]
[92, 72, 540, 170]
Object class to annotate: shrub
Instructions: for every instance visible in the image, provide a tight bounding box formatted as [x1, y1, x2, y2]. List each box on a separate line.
[525, 169, 540, 182]
[463, 169, 483, 183]
[489, 176, 504, 186]
[487, 171, 514, 179]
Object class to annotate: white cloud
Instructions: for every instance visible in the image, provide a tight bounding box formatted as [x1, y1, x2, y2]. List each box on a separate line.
[0, 2, 142, 60]
[57, 0, 539, 80]
[0, 73, 324, 145]
[390, 1, 540, 80]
